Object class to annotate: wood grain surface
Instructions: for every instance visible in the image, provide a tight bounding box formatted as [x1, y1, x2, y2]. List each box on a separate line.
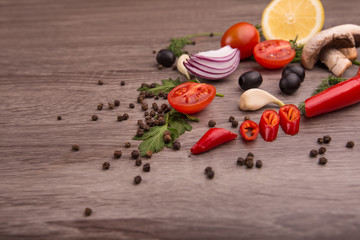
[1, 0, 360, 239]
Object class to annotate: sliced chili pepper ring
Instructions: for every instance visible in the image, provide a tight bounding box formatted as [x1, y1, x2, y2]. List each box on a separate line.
[240, 120, 259, 141]
[259, 109, 280, 142]
[279, 104, 301, 135]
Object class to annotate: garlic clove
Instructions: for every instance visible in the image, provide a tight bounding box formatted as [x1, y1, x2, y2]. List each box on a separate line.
[239, 89, 285, 111]
[177, 54, 191, 79]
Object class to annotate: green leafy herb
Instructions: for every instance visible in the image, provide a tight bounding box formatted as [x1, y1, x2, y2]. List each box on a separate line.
[289, 36, 304, 63]
[298, 75, 346, 115]
[255, 24, 263, 38]
[133, 108, 198, 156]
[137, 78, 181, 95]
[167, 32, 223, 57]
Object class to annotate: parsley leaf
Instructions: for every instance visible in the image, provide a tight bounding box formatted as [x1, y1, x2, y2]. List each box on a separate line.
[137, 77, 181, 95]
[133, 109, 198, 157]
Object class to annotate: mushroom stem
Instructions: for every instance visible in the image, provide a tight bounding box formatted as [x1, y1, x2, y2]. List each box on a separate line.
[319, 49, 352, 77]
[340, 47, 358, 61]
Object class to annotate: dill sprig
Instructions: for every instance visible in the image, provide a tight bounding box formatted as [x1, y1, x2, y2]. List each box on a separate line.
[289, 35, 304, 63]
[167, 32, 222, 57]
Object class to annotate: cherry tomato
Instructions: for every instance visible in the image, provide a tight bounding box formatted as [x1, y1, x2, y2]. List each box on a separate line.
[253, 40, 295, 69]
[221, 22, 260, 60]
[168, 82, 216, 114]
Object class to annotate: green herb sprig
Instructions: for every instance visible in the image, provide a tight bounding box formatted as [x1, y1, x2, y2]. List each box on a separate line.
[289, 35, 304, 63]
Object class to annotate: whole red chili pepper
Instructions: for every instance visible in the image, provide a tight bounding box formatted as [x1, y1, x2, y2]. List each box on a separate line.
[191, 128, 237, 154]
[304, 67, 360, 117]
[240, 120, 259, 141]
[259, 109, 280, 142]
[279, 104, 301, 135]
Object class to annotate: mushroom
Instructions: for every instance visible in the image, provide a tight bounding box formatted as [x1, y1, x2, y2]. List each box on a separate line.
[301, 24, 360, 76]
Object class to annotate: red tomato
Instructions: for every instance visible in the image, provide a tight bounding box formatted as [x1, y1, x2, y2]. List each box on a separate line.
[168, 82, 216, 114]
[221, 22, 260, 60]
[253, 40, 295, 69]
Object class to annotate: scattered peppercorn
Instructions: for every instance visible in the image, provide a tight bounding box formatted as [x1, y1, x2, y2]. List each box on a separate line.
[237, 157, 244, 166]
[150, 83, 157, 88]
[318, 147, 326, 154]
[84, 208, 92, 217]
[108, 103, 115, 110]
[231, 121, 239, 128]
[143, 163, 151, 172]
[135, 159, 142, 166]
[141, 103, 148, 111]
[164, 134, 171, 144]
[117, 115, 124, 122]
[114, 150, 122, 159]
[244, 116, 250, 121]
[152, 50, 156, 54]
[125, 142, 131, 148]
[173, 141, 181, 150]
[129, 103, 135, 109]
[150, 110, 156, 117]
[247, 152, 254, 158]
[161, 103, 168, 110]
[204, 167, 212, 174]
[144, 111, 149, 117]
[141, 83, 149, 88]
[145, 115, 151, 121]
[157, 64, 163, 70]
[310, 149, 318, 157]
[209, 32, 214, 37]
[228, 116, 235, 122]
[323, 135, 331, 144]
[103, 162, 110, 170]
[114, 99, 120, 106]
[346, 141, 354, 148]
[158, 92, 164, 97]
[72, 144, 80, 151]
[206, 169, 215, 179]
[137, 120, 144, 127]
[57, 115, 62, 120]
[245, 159, 254, 168]
[143, 125, 150, 131]
[145, 150, 152, 158]
[120, 81, 125, 86]
[98, 80, 103, 85]
[97, 103, 103, 110]
[208, 120, 216, 127]
[123, 113, 129, 120]
[154, 96, 159, 100]
[134, 175, 142, 184]
[137, 97, 144, 104]
[256, 160, 263, 168]
[131, 150, 140, 159]
[317, 138, 324, 144]
[92, 115, 98, 121]
[158, 118, 166, 126]
[137, 129, 144, 137]
[318, 157, 327, 165]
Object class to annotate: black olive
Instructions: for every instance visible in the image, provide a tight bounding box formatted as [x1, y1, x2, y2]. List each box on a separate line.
[282, 64, 305, 82]
[156, 49, 176, 67]
[238, 71, 263, 90]
[279, 72, 301, 95]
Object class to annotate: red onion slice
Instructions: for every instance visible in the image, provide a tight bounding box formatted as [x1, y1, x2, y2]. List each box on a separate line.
[189, 51, 240, 70]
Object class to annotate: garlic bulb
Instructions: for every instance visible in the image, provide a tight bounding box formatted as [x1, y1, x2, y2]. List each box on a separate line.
[177, 54, 191, 79]
[239, 89, 285, 111]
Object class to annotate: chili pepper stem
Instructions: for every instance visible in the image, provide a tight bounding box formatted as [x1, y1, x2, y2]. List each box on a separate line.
[353, 60, 360, 66]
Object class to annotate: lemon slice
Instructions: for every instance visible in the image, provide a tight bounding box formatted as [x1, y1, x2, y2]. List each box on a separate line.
[261, 0, 324, 44]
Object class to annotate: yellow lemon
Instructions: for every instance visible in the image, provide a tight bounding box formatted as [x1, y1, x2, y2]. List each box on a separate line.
[261, 0, 325, 44]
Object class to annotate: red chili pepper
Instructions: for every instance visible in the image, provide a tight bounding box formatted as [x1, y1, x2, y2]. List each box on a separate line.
[239, 120, 259, 141]
[304, 67, 360, 117]
[191, 128, 237, 154]
[279, 104, 301, 135]
[259, 109, 280, 142]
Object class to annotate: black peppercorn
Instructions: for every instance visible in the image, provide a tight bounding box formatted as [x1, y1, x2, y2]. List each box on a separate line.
[164, 134, 171, 143]
[161, 103, 168, 110]
[134, 175, 142, 184]
[72, 144, 80, 151]
[92, 115, 98, 121]
[150, 83, 157, 88]
[247, 152, 254, 158]
[143, 125, 150, 131]
[206, 170, 215, 179]
[317, 138, 324, 144]
[135, 159, 142, 166]
[114, 150, 122, 159]
[318, 157, 327, 165]
[346, 141, 354, 148]
[141, 103, 148, 111]
[57, 115, 62, 120]
[137, 97, 144, 104]
[125, 142, 131, 148]
[84, 208, 92, 216]
[158, 92, 164, 97]
[141, 83, 149, 88]
[129, 103, 135, 109]
[154, 96, 159, 100]
[145, 150, 152, 158]
[98, 80, 103, 85]
[120, 81, 125, 86]
[204, 167, 212, 174]
[131, 150, 140, 159]
[232, 121, 239, 128]
[237, 157, 244, 166]
[150, 110, 156, 117]
[117, 115, 124, 122]
[103, 162, 110, 170]
[173, 141, 181, 150]
[137, 120, 144, 127]
[208, 120, 216, 127]
[108, 103, 115, 110]
[97, 103, 103, 110]
[310, 149, 318, 157]
[209, 32, 214, 37]
[143, 163, 151, 172]
[229, 116, 235, 122]
[137, 129, 144, 137]
[114, 99, 120, 106]
[163, 94, 168, 100]
[145, 92, 154, 98]
[145, 115, 151, 121]
[318, 147, 326, 154]
[123, 113, 129, 120]
[323, 135, 331, 144]
[157, 64, 163, 70]
[158, 118, 166, 126]
[256, 160, 263, 168]
[244, 116, 250, 121]
[245, 159, 254, 168]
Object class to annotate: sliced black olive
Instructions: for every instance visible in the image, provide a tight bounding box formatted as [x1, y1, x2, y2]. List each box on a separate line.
[282, 64, 305, 82]
[238, 71, 263, 90]
[279, 72, 301, 95]
[156, 49, 176, 67]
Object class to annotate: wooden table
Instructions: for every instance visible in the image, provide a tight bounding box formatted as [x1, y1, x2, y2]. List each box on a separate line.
[1, 0, 360, 239]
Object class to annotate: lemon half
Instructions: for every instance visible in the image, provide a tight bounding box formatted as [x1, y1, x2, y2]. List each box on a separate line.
[261, 0, 325, 44]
